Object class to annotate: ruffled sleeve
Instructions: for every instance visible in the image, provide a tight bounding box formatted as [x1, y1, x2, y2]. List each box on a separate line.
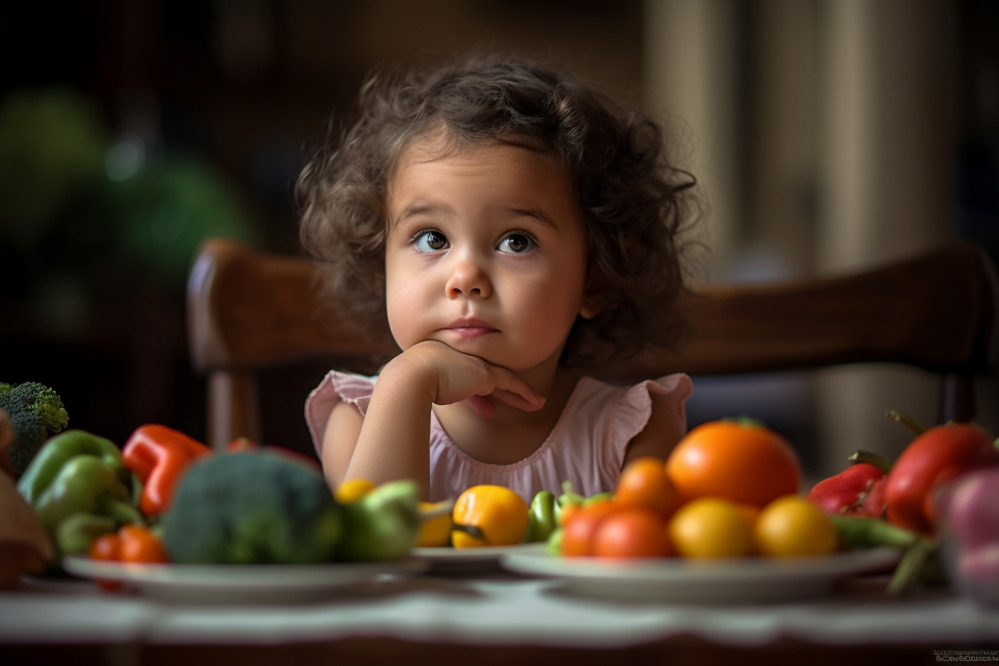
[304, 370, 377, 457]
[598, 373, 693, 480]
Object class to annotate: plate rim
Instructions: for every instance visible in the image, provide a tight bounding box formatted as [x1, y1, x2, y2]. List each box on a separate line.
[62, 555, 429, 588]
[499, 546, 901, 584]
[413, 542, 547, 562]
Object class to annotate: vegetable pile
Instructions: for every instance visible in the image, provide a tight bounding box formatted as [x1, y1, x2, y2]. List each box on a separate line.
[804, 411, 999, 595]
[541, 419, 830, 560]
[8, 398, 424, 580]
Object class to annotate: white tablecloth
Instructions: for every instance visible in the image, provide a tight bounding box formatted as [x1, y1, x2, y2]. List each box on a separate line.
[2, 572, 998, 649]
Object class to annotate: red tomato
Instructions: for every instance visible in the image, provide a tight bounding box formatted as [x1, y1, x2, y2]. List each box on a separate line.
[560, 500, 619, 557]
[614, 457, 680, 518]
[885, 423, 999, 534]
[591, 507, 672, 558]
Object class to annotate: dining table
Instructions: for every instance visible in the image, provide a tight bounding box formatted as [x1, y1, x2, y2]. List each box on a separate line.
[2, 544, 998, 666]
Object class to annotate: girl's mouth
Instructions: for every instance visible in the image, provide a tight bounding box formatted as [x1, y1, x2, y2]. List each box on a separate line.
[445, 318, 497, 339]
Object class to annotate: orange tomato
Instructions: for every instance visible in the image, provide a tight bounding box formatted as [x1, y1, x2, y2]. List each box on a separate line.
[591, 506, 672, 558]
[614, 457, 680, 518]
[88, 532, 124, 592]
[89, 533, 123, 562]
[88, 525, 169, 593]
[560, 499, 619, 557]
[666, 419, 801, 508]
[118, 525, 170, 564]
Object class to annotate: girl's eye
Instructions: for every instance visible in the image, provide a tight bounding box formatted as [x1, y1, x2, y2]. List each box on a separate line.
[497, 233, 535, 255]
[413, 230, 448, 253]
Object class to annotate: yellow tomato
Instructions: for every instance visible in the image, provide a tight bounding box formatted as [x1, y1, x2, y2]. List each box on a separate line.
[417, 500, 453, 547]
[451, 485, 529, 548]
[334, 478, 376, 504]
[753, 495, 838, 558]
[668, 497, 755, 559]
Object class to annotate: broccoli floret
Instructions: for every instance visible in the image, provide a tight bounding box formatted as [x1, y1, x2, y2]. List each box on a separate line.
[161, 451, 343, 564]
[0, 382, 70, 479]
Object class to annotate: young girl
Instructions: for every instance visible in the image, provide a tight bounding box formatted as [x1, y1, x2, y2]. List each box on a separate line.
[297, 53, 700, 502]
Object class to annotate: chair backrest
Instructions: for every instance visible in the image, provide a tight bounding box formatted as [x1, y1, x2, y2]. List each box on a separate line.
[187, 237, 997, 452]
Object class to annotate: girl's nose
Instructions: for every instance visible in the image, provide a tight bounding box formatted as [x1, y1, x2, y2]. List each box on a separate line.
[445, 255, 492, 299]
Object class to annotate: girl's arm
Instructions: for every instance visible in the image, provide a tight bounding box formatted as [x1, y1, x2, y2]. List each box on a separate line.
[321, 340, 545, 498]
[622, 391, 687, 466]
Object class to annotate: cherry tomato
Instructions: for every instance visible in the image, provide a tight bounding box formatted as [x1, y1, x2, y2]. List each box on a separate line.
[88, 532, 124, 592]
[591, 506, 672, 558]
[666, 419, 801, 508]
[754, 495, 837, 558]
[668, 497, 755, 559]
[614, 457, 680, 518]
[560, 499, 619, 557]
[118, 525, 169, 564]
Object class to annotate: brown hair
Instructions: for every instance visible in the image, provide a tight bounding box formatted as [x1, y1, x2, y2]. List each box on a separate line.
[296, 52, 700, 366]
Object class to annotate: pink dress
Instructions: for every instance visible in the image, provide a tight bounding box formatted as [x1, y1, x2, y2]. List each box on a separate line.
[305, 370, 692, 503]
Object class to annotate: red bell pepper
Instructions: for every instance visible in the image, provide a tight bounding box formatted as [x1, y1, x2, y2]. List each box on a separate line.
[884, 422, 999, 535]
[806, 462, 888, 518]
[122, 425, 212, 517]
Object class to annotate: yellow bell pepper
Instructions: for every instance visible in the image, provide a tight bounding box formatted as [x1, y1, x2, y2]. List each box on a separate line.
[451, 485, 529, 549]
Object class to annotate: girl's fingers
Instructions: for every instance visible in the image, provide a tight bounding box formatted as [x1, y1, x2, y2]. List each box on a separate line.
[490, 387, 546, 412]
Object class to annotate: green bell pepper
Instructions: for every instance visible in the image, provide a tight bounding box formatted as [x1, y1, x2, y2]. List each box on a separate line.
[523, 490, 557, 543]
[18, 429, 129, 504]
[17, 430, 140, 558]
[32, 455, 132, 532]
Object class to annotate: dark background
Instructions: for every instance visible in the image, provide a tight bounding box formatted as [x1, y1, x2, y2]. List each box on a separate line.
[1, 1, 996, 473]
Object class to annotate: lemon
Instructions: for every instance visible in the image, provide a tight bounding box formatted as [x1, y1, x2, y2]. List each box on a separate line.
[417, 500, 453, 547]
[334, 478, 377, 504]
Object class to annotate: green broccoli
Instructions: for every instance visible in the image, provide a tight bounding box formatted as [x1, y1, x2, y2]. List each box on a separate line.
[0, 381, 70, 479]
[162, 451, 343, 564]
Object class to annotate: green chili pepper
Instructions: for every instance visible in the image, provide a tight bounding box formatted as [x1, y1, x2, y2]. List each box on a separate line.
[523, 490, 557, 543]
[830, 515, 921, 549]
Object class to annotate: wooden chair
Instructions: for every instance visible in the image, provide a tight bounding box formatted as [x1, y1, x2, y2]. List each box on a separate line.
[186, 237, 997, 452]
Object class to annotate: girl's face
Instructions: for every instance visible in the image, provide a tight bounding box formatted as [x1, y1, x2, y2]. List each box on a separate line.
[384, 136, 594, 378]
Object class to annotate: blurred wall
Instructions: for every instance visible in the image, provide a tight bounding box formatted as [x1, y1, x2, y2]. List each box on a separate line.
[645, 0, 997, 476]
[1, 1, 995, 472]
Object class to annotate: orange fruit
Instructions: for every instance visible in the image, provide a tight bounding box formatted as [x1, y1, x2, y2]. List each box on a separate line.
[666, 419, 801, 508]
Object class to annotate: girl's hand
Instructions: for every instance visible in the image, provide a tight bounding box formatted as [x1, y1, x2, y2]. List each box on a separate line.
[392, 340, 546, 418]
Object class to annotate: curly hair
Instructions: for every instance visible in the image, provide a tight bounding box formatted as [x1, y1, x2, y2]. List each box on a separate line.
[296, 52, 700, 367]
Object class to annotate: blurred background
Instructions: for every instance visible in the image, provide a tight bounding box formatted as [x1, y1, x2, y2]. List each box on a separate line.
[1, 0, 996, 479]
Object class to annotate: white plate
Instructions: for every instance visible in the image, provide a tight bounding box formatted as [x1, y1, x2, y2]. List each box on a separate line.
[414, 543, 548, 572]
[500, 547, 900, 604]
[62, 556, 429, 605]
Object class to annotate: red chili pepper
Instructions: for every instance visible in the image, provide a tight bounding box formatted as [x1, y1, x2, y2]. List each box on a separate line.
[806, 462, 888, 517]
[122, 424, 212, 516]
[884, 422, 999, 535]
